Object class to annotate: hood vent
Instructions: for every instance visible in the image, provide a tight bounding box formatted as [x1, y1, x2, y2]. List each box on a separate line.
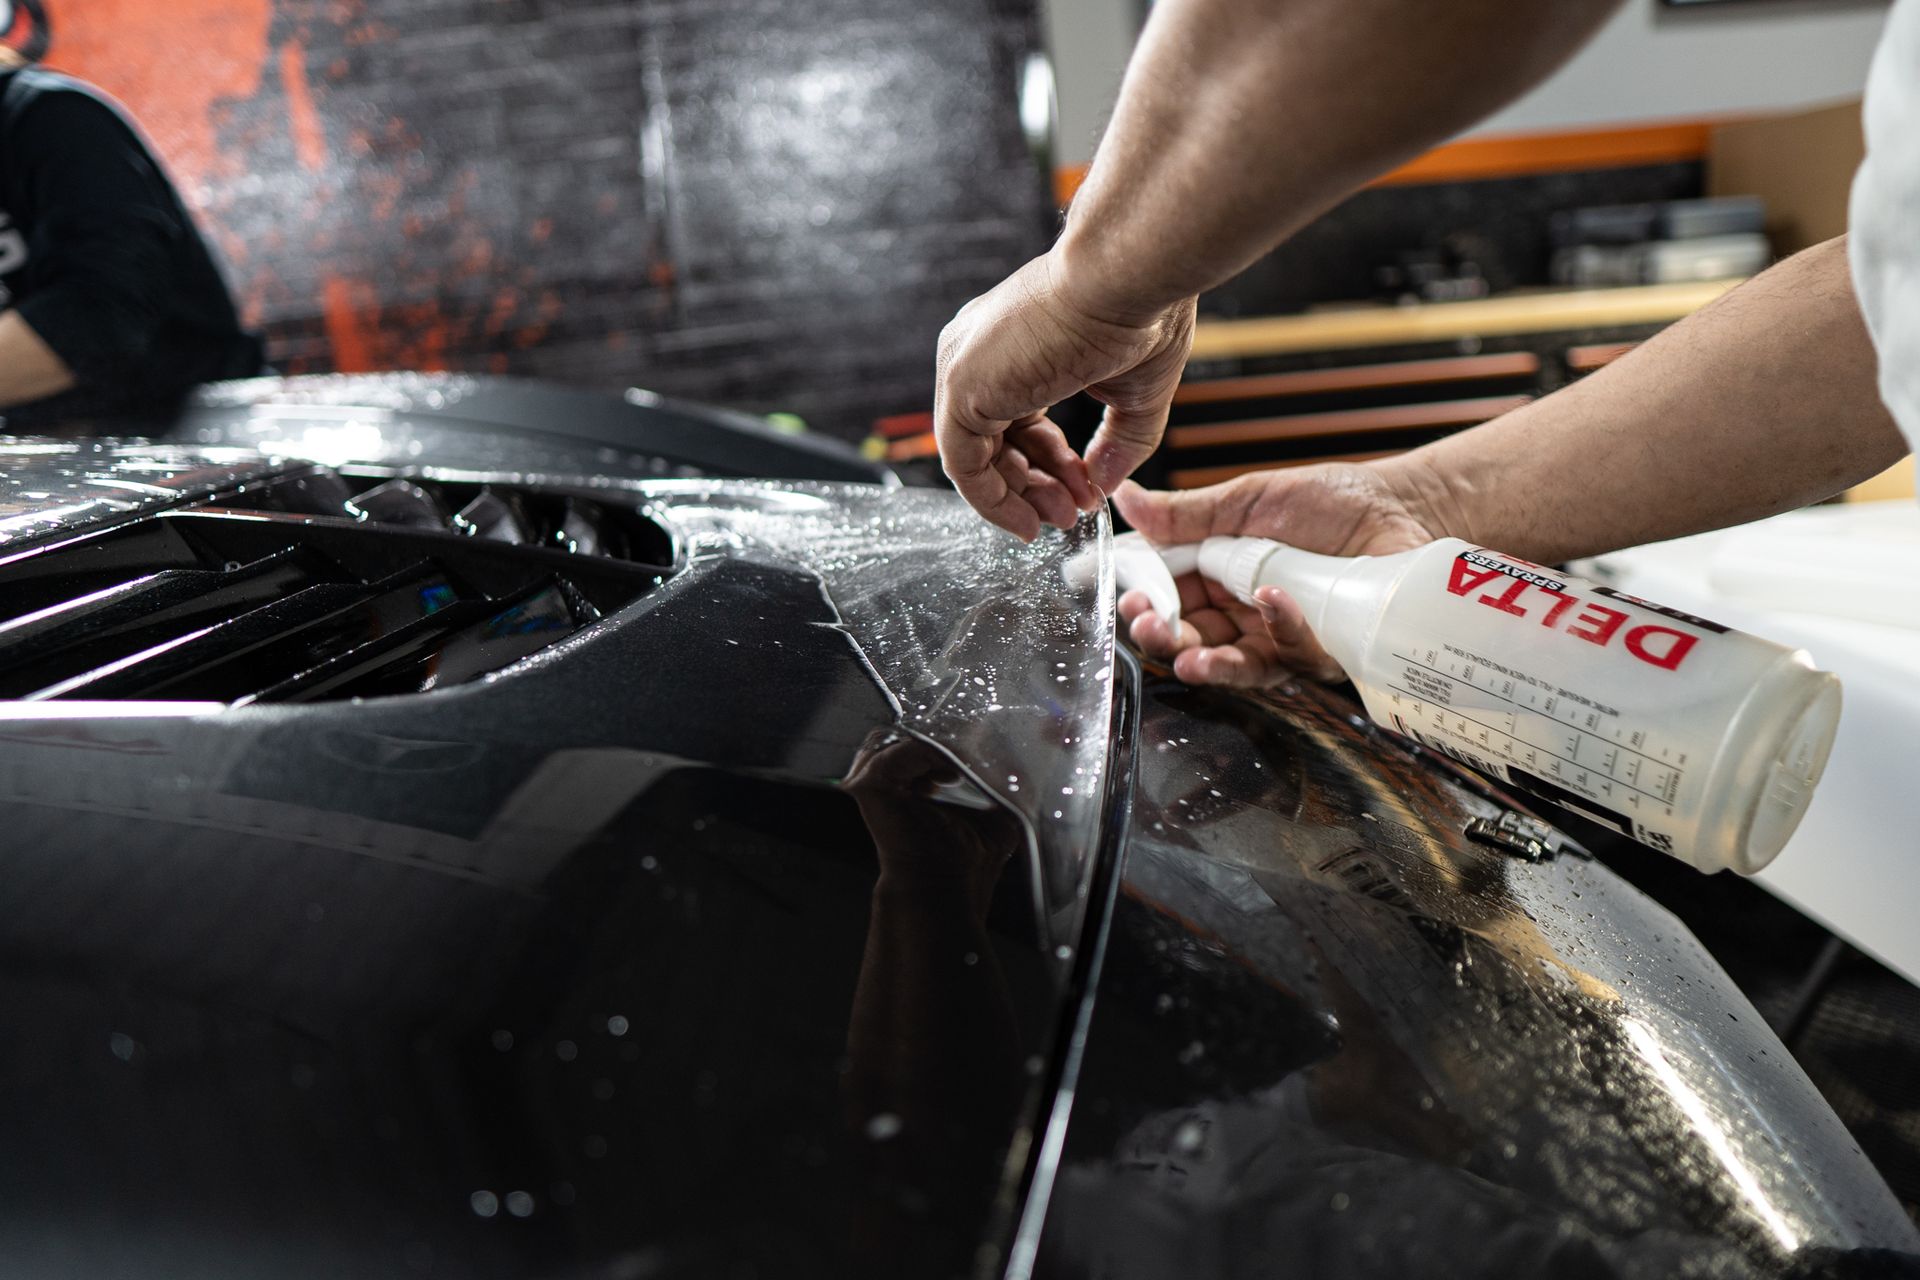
[216, 469, 676, 564]
[0, 467, 673, 706]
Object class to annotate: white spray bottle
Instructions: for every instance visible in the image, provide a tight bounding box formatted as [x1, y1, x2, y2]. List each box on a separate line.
[1116, 532, 1841, 875]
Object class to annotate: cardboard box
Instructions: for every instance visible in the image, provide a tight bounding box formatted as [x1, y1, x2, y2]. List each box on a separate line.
[1847, 455, 1916, 503]
[1709, 99, 1863, 254]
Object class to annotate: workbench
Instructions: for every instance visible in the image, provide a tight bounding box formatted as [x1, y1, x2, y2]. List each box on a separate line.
[1189, 279, 1740, 361]
[1160, 279, 1743, 489]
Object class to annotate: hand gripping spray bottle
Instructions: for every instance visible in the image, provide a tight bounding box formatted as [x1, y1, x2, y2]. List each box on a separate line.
[1117, 534, 1841, 874]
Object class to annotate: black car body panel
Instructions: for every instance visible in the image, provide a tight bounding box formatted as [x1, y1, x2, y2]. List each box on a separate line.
[1040, 675, 1919, 1279]
[0, 380, 1914, 1278]
[178, 373, 897, 486]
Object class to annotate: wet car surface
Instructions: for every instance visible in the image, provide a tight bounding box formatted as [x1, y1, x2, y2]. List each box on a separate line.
[0, 377, 1914, 1278]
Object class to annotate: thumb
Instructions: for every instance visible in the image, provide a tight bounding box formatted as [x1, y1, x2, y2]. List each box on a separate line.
[1112, 478, 1242, 546]
[1084, 401, 1170, 497]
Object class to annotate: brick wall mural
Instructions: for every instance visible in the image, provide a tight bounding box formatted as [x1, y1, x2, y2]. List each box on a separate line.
[33, 0, 1051, 438]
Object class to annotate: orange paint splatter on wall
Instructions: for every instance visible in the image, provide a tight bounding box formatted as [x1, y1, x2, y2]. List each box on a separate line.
[44, 0, 273, 191]
[485, 288, 520, 336]
[321, 274, 377, 373]
[277, 39, 327, 173]
[408, 305, 450, 374]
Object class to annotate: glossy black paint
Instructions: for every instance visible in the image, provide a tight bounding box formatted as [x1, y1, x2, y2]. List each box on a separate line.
[0, 553, 1065, 1279]
[181, 374, 897, 485]
[0, 390, 1915, 1279]
[1040, 675, 1920, 1278]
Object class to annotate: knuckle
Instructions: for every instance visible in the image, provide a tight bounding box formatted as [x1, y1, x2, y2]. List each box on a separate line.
[1102, 414, 1163, 446]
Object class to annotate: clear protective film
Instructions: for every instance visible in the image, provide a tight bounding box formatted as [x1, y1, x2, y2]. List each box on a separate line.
[641, 480, 1116, 944]
[0, 438, 287, 549]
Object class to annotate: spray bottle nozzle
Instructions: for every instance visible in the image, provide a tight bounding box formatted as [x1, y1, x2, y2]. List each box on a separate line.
[1111, 532, 1195, 630]
[1112, 533, 1304, 630]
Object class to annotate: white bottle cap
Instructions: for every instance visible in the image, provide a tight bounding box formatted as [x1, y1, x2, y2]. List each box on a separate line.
[1694, 656, 1842, 875]
[1740, 669, 1843, 873]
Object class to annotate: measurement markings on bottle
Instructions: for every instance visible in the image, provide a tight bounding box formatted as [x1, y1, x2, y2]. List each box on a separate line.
[1383, 650, 1685, 810]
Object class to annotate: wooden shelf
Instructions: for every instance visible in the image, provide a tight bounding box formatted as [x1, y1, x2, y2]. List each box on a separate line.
[1566, 342, 1639, 373]
[1169, 394, 1529, 451]
[1171, 450, 1401, 490]
[1189, 280, 1739, 362]
[1172, 352, 1539, 405]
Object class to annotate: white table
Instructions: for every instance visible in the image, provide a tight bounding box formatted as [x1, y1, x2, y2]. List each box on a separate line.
[1577, 502, 1920, 986]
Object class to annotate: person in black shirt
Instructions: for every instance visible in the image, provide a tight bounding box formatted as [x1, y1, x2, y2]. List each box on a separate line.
[0, 46, 264, 430]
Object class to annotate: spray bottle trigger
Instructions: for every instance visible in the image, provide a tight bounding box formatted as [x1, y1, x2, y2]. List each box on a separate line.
[1112, 532, 1184, 629]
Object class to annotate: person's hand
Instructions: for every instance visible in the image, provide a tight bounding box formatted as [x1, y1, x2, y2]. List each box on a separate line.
[935, 249, 1196, 541]
[1113, 463, 1450, 685]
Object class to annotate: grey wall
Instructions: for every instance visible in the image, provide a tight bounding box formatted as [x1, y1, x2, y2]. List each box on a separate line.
[1043, 0, 1891, 168]
[1042, 0, 1138, 170]
[1481, 1, 1889, 134]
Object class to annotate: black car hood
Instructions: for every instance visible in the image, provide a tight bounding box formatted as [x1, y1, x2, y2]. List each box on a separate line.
[1, 424, 1915, 1280]
[0, 438, 1114, 1279]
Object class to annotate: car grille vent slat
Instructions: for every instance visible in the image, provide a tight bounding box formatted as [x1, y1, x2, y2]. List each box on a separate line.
[347, 479, 454, 530]
[0, 548, 341, 699]
[221, 469, 674, 566]
[29, 582, 378, 702]
[0, 464, 675, 708]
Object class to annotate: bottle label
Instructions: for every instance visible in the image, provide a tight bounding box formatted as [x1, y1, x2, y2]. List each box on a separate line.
[1360, 548, 1733, 857]
[1390, 712, 1679, 855]
[1444, 552, 1712, 672]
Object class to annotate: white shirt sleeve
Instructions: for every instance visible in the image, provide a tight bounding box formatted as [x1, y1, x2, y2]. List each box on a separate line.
[1849, 0, 1920, 461]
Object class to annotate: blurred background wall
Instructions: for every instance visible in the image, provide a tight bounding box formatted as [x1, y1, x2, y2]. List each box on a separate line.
[1045, 0, 1891, 170]
[1037, 0, 1891, 325]
[38, 0, 1053, 440]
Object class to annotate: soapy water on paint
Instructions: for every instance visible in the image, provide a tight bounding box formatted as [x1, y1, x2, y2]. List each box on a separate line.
[639, 481, 1114, 940]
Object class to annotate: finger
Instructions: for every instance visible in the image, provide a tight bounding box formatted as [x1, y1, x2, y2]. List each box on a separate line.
[1252, 586, 1305, 639]
[1172, 642, 1280, 689]
[1175, 572, 1212, 617]
[942, 428, 1040, 541]
[1023, 470, 1080, 530]
[1118, 588, 1155, 627]
[1112, 477, 1259, 546]
[936, 360, 1041, 540]
[1084, 399, 1172, 497]
[1185, 606, 1244, 649]
[992, 448, 1078, 533]
[843, 731, 928, 791]
[1084, 304, 1192, 494]
[979, 488, 1042, 543]
[1007, 415, 1099, 512]
[992, 443, 1033, 492]
[1126, 609, 1193, 662]
[992, 442, 1075, 530]
[1254, 585, 1348, 682]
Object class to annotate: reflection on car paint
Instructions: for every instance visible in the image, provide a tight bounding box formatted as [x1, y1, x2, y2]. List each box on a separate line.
[1037, 671, 1920, 1278]
[0, 422, 1913, 1278]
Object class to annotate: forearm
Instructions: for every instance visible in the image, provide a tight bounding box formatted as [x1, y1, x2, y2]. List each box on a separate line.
[0, 310, 77, 407]
[1389, 238, 1911, 563]
[1056, 0, 1622, 318]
